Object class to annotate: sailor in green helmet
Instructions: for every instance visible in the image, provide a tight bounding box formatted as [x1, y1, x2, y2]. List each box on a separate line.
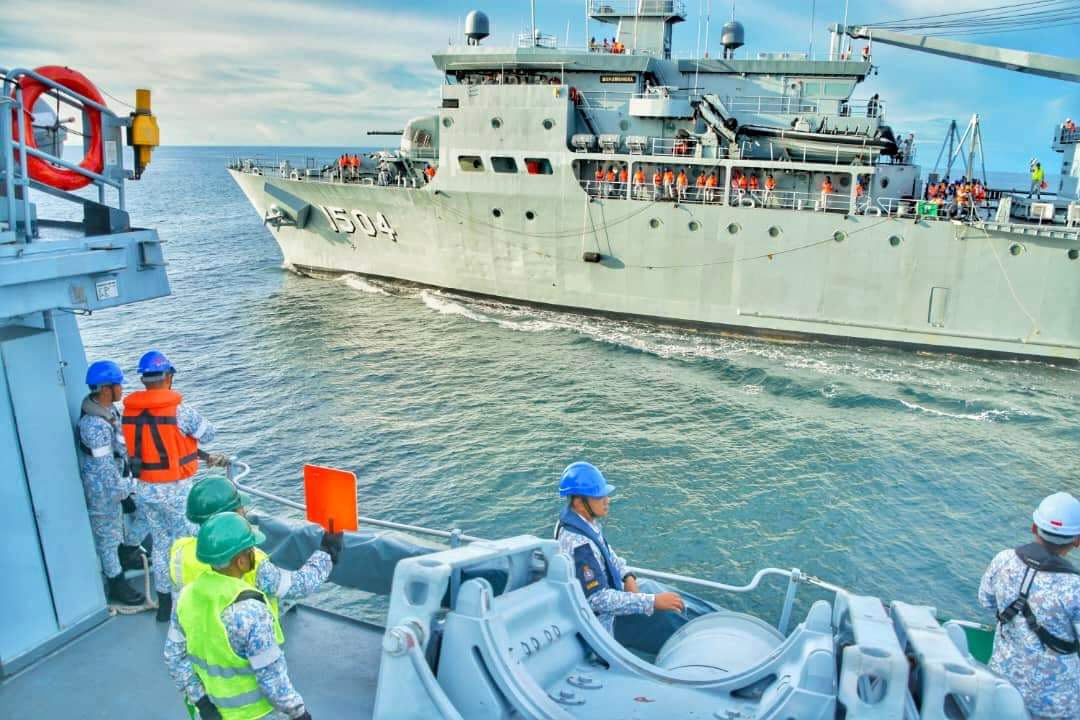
[169, 476, 341, 611]
[166, 513, 315, 719]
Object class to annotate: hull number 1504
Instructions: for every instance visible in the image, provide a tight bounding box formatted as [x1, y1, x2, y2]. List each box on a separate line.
[319, 205, 397, 241]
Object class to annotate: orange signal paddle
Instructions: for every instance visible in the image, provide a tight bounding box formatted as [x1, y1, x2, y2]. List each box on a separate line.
[303, 464, 358, 532]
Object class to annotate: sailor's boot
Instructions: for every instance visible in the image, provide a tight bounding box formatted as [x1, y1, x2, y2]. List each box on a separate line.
[106, 574, 146, 606]
[155, 591, 172, 622]
[118, 544, 148, 571]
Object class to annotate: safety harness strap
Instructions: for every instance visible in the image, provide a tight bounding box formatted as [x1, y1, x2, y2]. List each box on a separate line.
[996, 546, 1080, 656]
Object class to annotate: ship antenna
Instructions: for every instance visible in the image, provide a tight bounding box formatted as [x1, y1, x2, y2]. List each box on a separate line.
[531, 0, 536, 47]
[808, 0, 817, 57]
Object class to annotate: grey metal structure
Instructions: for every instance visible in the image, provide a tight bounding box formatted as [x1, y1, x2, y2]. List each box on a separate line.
[0, 65, 169, 676]
[230, 1, 1080, 362]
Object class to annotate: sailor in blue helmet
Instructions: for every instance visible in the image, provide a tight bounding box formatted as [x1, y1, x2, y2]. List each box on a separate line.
[979, 492, 1080, 720]
[555, 462, 684, 635]
[78, 360, 150, 606]
[123, 349, 227, 622]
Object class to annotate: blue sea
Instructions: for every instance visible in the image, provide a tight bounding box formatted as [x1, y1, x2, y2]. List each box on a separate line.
[43, 146, 1079, 625]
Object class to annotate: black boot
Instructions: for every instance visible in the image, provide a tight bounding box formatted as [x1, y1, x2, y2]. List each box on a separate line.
[155, 591, 172, 622]
[118, 544, 148, 571]
[106, 574, 145, 606]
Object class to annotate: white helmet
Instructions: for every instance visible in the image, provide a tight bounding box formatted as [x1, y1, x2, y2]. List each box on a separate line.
[1033, 492, 1080, 543]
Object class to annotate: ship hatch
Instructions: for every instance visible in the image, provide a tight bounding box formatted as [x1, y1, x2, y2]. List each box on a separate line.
[928, 287, 950, 327]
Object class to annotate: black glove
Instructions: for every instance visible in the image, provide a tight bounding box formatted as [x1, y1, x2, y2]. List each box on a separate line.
[319, 531, 344, 565]
[195, 696, 222, 720]
[120, 494, 137, 514]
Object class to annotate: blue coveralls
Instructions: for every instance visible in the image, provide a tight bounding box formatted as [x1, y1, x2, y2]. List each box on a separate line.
[77, 395, 148, 578]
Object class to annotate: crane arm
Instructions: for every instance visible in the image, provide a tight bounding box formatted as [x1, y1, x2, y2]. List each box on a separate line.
[844, 26, 1080, 83]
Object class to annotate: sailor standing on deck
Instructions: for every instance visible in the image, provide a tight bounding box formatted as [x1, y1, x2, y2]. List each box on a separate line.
[78, 360, 149, 606]
[124, 349, 227, 621]
[166, 513, 313, 720]
[555, 462, 684, 636]
[978, 492, 1080, 720]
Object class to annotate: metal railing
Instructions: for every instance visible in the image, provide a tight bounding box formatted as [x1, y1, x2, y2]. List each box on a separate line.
[517, 32, 558, 49]
[1057, 128, 1079, 144]
[651, 137, 698, 157]
[1, 66, 130, 242]
[722, 95, 885, 119]
[588, 0, 686, 16]
[227, 459, 840, 635]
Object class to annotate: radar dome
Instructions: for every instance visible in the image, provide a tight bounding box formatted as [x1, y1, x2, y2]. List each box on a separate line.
[721, 20, 745, 52]
[465, 10, 490, 45]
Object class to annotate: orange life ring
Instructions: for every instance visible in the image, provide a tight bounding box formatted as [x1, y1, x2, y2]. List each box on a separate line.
[11, 66, 105, 191]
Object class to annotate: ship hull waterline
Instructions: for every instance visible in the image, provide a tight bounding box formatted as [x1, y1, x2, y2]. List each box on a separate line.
[230, 169, 1080, 364]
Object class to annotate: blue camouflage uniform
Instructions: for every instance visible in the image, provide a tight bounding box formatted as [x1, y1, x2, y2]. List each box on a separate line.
[77, 395, 148, 578]
[139, 404, 216, 594]
[556, 514, 654, 635]
[164, 550, 331, 719]
[979, 548, 1080, 720]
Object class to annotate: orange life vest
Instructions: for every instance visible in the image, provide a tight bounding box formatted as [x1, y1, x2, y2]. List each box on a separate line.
[595, 169, 605, 181]
[822, 180, 834, 193]
[695, 174, 706, 187]
[607, 170, 617, 183]
[765, 176, 776, 190]
[619, 168, 628, 183]
[122, 389, 200, 483]
[748, 176, 759, 189]
[676, 172, 688, 187]
[737, 175, 748, 190]
[652, 172, 662, 185]
[706, 175, 718, 187]
[634, 170, 646, 184]
[663, 170, 674, 184]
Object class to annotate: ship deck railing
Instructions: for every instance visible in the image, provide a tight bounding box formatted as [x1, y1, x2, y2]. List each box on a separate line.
[583, 180, 864, 212]
[722, 94, 885, 119]
[588, 0, 687, 17]
[1056, 127, 1079, 144]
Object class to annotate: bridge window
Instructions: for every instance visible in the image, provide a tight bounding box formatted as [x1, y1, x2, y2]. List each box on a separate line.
[458, 155, 485, 172]
[525, 158, 553, 175]
[492, 157, 518, 173]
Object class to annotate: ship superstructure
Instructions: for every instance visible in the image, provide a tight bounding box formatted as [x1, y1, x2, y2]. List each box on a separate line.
[230, 1, 1080, 362]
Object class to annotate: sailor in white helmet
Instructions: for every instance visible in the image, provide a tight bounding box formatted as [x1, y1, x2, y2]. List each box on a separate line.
[978, 492, 1080, 720]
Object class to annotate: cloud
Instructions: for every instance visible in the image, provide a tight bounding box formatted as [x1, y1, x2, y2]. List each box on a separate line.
[4, 0, 450, 144]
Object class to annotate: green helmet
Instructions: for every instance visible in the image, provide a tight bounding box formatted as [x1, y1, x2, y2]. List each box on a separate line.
[186, 476, 243, 525]
[196, 512, 265, 567]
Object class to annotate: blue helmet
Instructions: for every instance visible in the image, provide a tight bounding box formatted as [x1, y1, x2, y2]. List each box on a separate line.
[86, 360, 124, 387]
[1033, 492, 1080, 543]
[137, 350, 175, 377]
[558, 461, 615, 498]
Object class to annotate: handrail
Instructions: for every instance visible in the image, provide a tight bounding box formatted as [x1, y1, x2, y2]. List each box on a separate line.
[226, 459, 846, 605]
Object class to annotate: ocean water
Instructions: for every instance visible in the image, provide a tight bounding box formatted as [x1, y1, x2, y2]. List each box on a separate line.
[42, 146, 1079, 625]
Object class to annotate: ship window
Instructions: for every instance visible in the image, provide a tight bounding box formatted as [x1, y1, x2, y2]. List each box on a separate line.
[491, 117, 503, 129]
[802, 81, 822, 96]
[542, 118, 555, 130]
[458, 155, 484, 172]
[824, 81, 850, 97]
[1069, 248, 1079, 260]
[524, 158, 553, 175]
[443, 117, 454, 128]
[491, 157, 518, 173]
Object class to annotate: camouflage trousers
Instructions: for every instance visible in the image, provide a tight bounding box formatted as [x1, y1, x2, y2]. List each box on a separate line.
[137, 479, 197, 594]
[85, 492, 149, 578]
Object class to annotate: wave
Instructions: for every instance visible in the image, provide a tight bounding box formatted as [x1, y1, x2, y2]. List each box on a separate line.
[419, 290, 558, 333]
[340, 274, 389, 295]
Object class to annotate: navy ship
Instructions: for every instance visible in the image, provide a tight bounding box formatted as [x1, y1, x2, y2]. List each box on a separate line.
[230, 1, 1080, 362]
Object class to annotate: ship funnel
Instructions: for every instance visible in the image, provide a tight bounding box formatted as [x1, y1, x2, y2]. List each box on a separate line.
[465, 10, 490, 46]
[721, 20, 745, 59]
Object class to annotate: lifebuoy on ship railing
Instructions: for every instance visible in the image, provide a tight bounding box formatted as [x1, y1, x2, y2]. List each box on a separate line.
[11, 66, 105, 191]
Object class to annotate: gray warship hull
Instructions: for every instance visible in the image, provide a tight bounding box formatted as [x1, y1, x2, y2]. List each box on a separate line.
[231, 169, 1080, 362]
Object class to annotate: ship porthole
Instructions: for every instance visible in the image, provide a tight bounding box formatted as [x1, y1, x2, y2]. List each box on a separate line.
[889, 235, 902, 247]
[879, 177, 890, 189]
[525, 210, 536, 221]
[833, 230, 847, 242]
[491, 117, 503, 129]
[492, 208, 503, 218]
[768, 226, 782, 238]
[442, 117, 453, 128]
[1068, 248, 1079, 260]
[542, 118, 555, 130]
[727, 222, 740, 235]
[1009, 243, 1023, 256]
[688, 220, 700, 231]
[619, 119, 630, 131]
[650, 218, 662, 229]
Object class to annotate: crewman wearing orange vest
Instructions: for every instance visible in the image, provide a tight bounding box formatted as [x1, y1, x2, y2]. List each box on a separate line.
[619, 165, 629, 191]
[695, 172, 706, 202]
[633, 167, 646, 199]
[820, 176, 834, 211]
[675, 168, 689, 201]
[652, 168, 663, 199]
[424, 164, 436, 181]
[594, 166, 606, 196]
[606, 166, 618, 197]
[705, 172, 718, 202]
[663, 167, 675, 199]
[748, 173, 760, 204]
[763, 173, 776, 206]
[124, 349, 224, 622]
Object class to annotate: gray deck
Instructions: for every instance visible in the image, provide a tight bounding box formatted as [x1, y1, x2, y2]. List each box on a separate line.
[0, 603, 383, 719]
